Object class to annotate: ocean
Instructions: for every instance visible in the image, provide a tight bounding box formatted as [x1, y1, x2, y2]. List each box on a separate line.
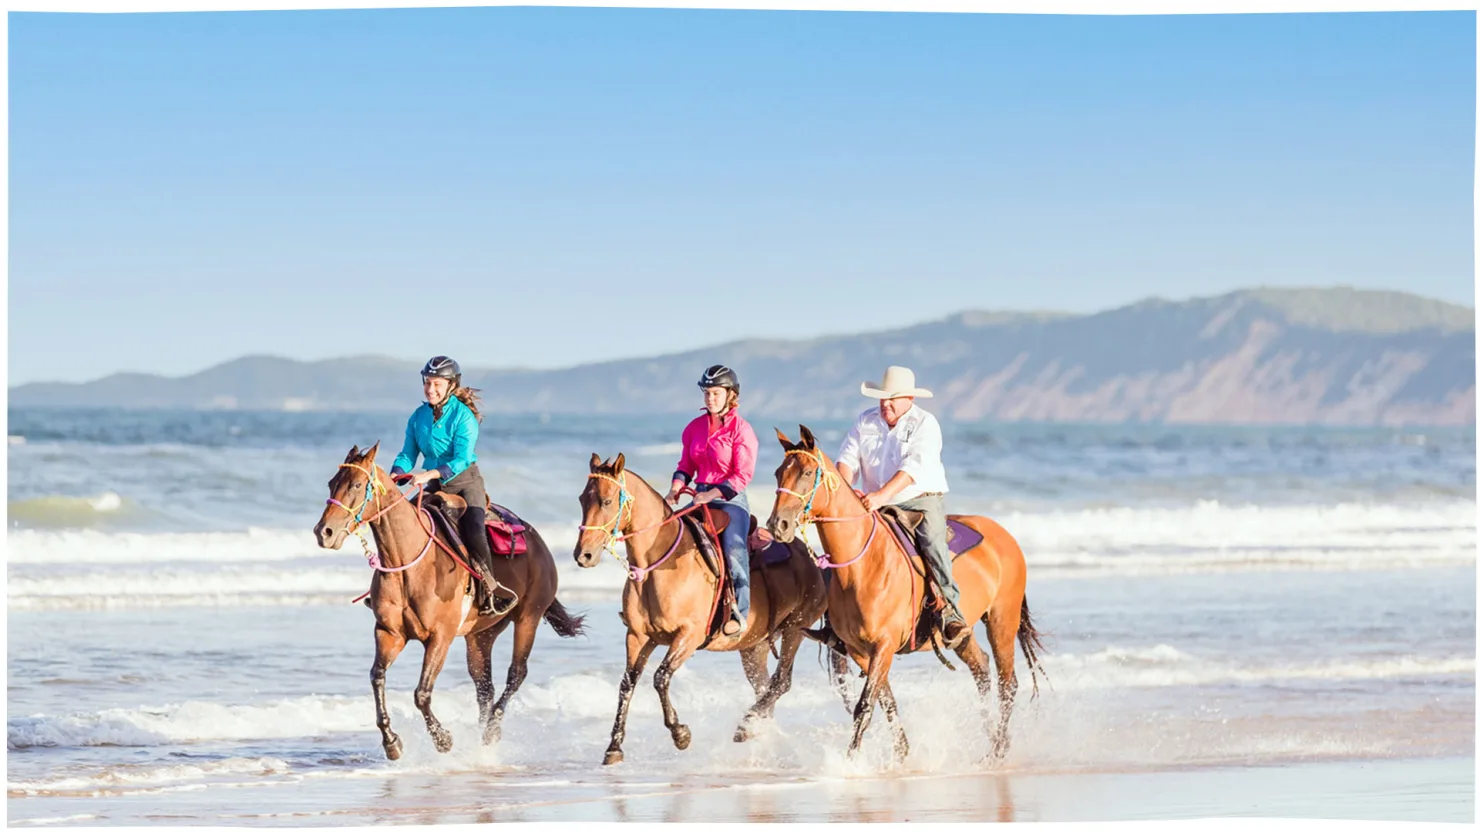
[6, 407, 1475, 823]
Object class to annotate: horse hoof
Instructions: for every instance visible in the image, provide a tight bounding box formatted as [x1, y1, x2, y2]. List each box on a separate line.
[483, 725, 501, 746]
[734, 724, 752, 744]
[672, 725, 691, 751]
[434, 732, 453, 754]
[384, 737, 404, 761]
[603, 749, 624, 766]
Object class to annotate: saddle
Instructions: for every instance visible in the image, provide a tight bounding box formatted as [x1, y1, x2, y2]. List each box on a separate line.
[681, 509, 796, 648]
[424, 493, 530, 557]
[422, 492, 527, 616]
[876, 504, 986, 654]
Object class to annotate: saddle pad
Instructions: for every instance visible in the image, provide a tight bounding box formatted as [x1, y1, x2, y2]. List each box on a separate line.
[485, 500, 529, 556]
[881, 515, 981, 560]
[755, 540, 793, 566]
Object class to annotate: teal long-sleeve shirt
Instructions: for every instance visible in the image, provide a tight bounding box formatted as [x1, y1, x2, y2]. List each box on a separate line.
[389, 397, 480, 482]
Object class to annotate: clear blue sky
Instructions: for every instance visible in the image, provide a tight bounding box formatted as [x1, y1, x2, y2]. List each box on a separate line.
[9, 9, 1475, 385]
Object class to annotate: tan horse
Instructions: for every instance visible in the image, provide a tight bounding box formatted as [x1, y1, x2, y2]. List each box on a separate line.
[574, 453, 830, 765]
[766, 426, 1045, 763]
[313, 443, 586, 760]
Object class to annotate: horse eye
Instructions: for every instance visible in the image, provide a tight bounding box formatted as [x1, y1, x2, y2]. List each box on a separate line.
[602, 499, 613, 506]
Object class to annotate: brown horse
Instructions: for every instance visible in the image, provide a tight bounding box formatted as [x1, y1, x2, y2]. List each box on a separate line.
[766, 426, 1045, 763]
[574, 453, 830, 765]
[313, 443, 586, 761]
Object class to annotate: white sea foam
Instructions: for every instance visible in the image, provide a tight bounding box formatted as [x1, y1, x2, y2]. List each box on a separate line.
[9, 501, 1472, 610]
[11, 648, 1468, 753]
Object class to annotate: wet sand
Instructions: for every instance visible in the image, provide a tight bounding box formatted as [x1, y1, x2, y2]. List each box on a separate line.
[13, 756, 1471, 825]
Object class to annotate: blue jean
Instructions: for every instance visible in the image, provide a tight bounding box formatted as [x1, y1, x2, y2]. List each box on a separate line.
[699, 484, 750, 623]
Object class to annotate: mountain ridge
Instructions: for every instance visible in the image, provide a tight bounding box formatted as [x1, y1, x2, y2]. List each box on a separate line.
[12, 286, 1474, 426]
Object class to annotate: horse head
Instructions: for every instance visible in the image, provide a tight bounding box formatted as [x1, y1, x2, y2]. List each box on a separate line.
[574, 452, 630, 568]
[314, 442, 383, 549]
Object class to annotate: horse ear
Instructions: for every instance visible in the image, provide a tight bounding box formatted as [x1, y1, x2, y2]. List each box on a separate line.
[363, 441, 380, 462]
[613, 453, 626, 475]
[344, 445, 360, 462]
[774, 427, 794, 450]
[590, 453, 602, 471]
[799, 425, 817, 449]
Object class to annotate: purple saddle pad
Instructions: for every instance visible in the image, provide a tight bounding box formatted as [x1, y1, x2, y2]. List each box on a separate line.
[882, 515, 984, 560]
[756, 541, 792, 566]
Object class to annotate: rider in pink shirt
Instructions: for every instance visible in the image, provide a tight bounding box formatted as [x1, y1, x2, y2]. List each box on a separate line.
[666, 365, 758, 636]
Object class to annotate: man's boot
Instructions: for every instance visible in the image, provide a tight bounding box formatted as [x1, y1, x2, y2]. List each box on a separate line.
[939, 606, 970, 649]
[803, 620, 848, 656]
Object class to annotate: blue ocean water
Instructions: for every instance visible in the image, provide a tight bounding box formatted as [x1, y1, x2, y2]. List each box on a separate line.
[6, 408, 1475, 823]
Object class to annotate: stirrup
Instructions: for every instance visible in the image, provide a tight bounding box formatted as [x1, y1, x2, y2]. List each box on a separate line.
[722, 613, 747, 637]
[480, 578, 518, 617]
[940, 616, 970, 650]
[490, 593, 518, 617]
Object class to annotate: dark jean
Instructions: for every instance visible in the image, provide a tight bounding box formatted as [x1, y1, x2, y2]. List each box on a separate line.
[698, 484, 750, 622]
[429, 464, 495, 578]
[894, 493, 963, 619]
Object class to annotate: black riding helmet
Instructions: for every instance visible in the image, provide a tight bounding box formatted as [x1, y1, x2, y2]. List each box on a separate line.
[697, 364, 739, 396]
[422, 355, 461, 382]
[420, 353, 458, 375]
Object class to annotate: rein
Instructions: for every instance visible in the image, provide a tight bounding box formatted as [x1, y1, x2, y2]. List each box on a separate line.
[327, 463, 486, 604]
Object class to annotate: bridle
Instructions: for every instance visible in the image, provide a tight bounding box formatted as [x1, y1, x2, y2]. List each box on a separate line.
[578, 471, 702, 583]
[774, 447, 879, 570]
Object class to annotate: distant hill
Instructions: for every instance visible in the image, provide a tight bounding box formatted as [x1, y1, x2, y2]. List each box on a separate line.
[10, 286, 1475, 426]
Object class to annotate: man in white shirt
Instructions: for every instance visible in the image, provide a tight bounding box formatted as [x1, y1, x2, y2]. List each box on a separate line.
[835, 365, 968, 648]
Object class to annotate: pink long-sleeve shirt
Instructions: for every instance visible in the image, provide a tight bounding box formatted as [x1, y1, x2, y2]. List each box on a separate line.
[672, 410, 758, 501]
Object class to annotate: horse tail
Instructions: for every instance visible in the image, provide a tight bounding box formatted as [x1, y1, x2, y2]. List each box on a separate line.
[543, 598, 587, 638]
[1017, 595, 1049, 700]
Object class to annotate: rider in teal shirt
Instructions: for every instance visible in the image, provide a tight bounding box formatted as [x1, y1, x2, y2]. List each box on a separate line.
[389, 356, 511, 616]
[391, 394, 479, 483]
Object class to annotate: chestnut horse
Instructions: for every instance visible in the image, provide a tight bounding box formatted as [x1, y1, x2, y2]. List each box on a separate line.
[766, 426, 1044, 763]
[313, 443, 586, 760]
[574, 453, 830, 765]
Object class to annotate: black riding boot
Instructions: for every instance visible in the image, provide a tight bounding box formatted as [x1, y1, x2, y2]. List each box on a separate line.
[459, 506, 515, 616]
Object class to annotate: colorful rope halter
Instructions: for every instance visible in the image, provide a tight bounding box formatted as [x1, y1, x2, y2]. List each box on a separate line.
[775, 447, 877, 570]
[324, 462, 433, 573]
[579, 471, 691, 583]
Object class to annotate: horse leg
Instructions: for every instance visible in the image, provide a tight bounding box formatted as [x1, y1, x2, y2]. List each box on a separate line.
[468, 618, 513, 745]
[487, 611, 539, 744]
[654, 636, 699, 752]
[736, 625, 804, 742]
[848, 647, 894, 758]
[830, 647, 854, 713]
[372, 626, 408, 760]
[954, 633, 996, 735]
[878, 678, 909, 764]
[740, 640, 771, 701]
[414, 632, 456, 753]
[604, 631, 656, 766]
[984, 606, 1022, 762]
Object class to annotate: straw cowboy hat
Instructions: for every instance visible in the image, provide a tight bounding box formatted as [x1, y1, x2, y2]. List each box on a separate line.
[860, 366, 934, 400]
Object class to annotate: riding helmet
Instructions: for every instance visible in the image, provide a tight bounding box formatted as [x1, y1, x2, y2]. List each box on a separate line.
[421, 356, 461, 381]
[697, 364, 739, 396]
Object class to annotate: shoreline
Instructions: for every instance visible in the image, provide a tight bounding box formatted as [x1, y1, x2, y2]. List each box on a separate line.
[10, 754, 1472, 825]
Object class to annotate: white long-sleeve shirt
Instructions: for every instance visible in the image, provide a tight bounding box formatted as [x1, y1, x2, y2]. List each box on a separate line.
[835, 404, 950, 504]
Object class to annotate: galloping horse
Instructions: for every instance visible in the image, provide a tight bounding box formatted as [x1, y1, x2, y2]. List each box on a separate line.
[314, 443, 586, 760]
[766, 426, 1044, 763]
[574, 453, 830, 765]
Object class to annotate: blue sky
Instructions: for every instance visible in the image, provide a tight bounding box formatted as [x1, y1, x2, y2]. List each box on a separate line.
[8, 8, 1475, 385]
